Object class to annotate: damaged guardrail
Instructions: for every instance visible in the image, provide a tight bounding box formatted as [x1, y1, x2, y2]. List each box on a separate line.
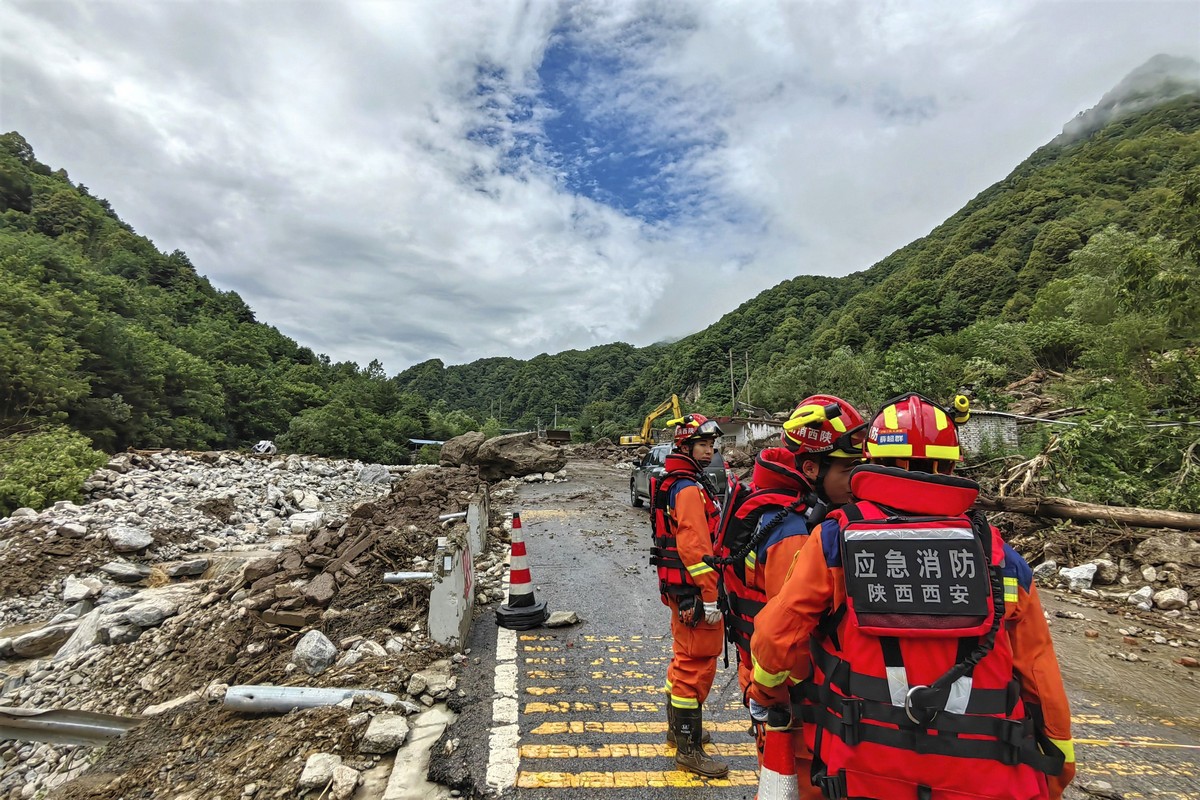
[0, 706, 140, 746]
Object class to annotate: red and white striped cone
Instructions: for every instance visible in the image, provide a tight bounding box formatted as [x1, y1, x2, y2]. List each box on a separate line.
[495, 511, 549, 630]
[756, 728, 799, 800]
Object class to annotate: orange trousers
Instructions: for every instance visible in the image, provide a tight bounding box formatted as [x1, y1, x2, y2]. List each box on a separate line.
[738, 660, 822, 800]
[665, 598, 723, 708]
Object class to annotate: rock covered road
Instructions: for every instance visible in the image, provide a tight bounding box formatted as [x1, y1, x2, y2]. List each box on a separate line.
[449, 460, 1200, 800]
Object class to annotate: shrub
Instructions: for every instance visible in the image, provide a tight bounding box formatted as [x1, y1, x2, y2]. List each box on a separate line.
[0, 426, 107, 515]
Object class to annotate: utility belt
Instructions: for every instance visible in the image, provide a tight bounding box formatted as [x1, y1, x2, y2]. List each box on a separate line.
[781, 679, 1064, 777]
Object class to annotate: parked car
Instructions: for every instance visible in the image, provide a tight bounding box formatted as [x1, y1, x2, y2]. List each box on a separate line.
[630, 444, 729, 507]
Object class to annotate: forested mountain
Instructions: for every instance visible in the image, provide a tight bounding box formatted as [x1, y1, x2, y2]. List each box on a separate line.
[2, 57, 1198, 515]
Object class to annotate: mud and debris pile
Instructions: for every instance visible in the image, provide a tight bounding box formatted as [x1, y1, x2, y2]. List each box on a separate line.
[0, 453, 520, 800]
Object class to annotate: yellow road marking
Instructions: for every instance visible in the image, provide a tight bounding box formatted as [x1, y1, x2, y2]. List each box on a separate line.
[523, 646, 561, 652]
[520, 743, 757, 758]
[529, 721, 748, 735]
[524, 670, 657, 681]
[1078, 738, 1200, 751]
[525, 701, 744, 713]
[1081, 761, 1196, 778]
[520, 509, 576, 520]
[525, 658, 567, 665]
[521, 635, 558, 641]
[517, 770, 759, 788]
[1072, 714, 1114, 726]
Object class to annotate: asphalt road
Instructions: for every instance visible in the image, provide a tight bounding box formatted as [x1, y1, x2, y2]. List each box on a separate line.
[448, 460, 1200, 800]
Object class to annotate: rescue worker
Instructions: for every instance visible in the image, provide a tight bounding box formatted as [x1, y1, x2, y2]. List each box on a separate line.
[649, 413, 728, 777]
[749, 392, 1075, 800]
[727, 396, 865, 798]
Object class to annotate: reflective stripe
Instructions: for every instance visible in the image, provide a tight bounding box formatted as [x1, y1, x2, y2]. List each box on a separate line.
[830, 416, 848, 433]
[883, 405, 899, 429]
[933, 407, 949, 430]
[686, 562, 714, 577]
[753, 658, 790, 688]
[1049, 737, 1075, 763]
[925, 444, 961, 460]
[885, 665, 908, 707]
[669, 694, 698, 709]
[944, 675, 973, 715]
[1004, 576, 1019, 604]
[867, 442, 913, 458]
[745, 551, 757, 567]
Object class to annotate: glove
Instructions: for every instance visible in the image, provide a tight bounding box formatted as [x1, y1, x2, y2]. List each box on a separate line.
[748, 698, 770, 723]
[748, 681, 789, 710]
[676, 596, 700, 628]
[703, 601, 722, 625]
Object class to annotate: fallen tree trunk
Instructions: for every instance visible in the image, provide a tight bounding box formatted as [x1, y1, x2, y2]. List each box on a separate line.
[975, 496, 1200, 531]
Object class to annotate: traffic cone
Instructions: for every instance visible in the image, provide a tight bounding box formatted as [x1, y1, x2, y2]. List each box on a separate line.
[756, 728, 799, 800]
[495, 511, 549, 630]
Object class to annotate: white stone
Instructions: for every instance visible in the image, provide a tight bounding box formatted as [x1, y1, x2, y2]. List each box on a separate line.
[125, 598, 178, 628]
[357, 464, 392, 484]
[57, 522, 88, 539]
[1141, 564, 1158, 582]
[62, 576, 103, 604]
[289, 511, 325, 535]
[106, 525, 154, 553]
[330, 764, 360, 800]
[297, 752, 342, 791]
[9, 507, 37, 518]
[1128, 586, 1154, 610]
[360, 714, 411, 753]
[1152, 587, 1188, 611]
[1059, 564, 1097, 592]
[545, 610, 581, 628]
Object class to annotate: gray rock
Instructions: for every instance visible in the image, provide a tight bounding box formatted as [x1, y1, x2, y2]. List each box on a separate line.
[54, 609, 103, 661]
[359, 714, 410, 754]
[1032, 560, 1058, 583]
[106, 525, 154, 553]
[1092, 558, 1119, 585]
[12, 623, 76, 657]
[100, 561, 152, 583]
[0, 638, 13, 658]
[297, 752, 342, 791]
[9, 508, 37, 519]
[56, 522, 87, 539]
[357, 640, 388, 658]
[1135, 532, 1200, 567]
[357, 464, 392, 485]
[165, 559, 209, 578]
[293, 630, 337, 676]
[545, 610, 581, 628]
[1059, 564, 1097, 592]
[384, 637, 405, 655]
[1153, 587, 1188, 610]
[1141, 564, 1158, 583]
[474, 432, 567, 481]
[439, 432, 487, 467]
[301, 573, 336, 606]
[125, 598, 178, 628]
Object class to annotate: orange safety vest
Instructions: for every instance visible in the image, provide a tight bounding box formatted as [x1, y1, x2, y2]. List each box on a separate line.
[649, 452, 719, 601]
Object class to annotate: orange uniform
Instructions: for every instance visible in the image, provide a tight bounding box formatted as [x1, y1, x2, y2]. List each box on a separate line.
[655, 456, 723, 709]
[751, 467, 1074, 799]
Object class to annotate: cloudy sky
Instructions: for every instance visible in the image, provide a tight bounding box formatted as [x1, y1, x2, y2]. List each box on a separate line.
[2, 1, 1197, 372]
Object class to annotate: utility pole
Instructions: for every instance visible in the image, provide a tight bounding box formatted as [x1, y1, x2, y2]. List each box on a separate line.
[745, 352, 750, 408]
[553, 404, 558, 429]
[729, 349, 735, 412]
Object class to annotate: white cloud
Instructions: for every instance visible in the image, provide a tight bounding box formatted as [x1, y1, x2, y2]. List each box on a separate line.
[1, 0, 1197, 371]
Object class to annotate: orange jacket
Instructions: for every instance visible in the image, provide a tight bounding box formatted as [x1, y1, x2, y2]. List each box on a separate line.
[750, 471, 1073, 793]
[670, 483, 719, 602]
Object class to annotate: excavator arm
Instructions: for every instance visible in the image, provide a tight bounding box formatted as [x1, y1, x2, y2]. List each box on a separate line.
[620, 394, 683, 447]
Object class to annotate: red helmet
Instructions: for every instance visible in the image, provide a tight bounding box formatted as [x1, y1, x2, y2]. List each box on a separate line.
[782, 395, 867, 459]
[673, 413, 723, 449]
[865, 392, 963, 465]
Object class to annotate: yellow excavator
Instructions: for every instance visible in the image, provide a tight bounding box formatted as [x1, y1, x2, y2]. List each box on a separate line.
[619, 395, 683, 447]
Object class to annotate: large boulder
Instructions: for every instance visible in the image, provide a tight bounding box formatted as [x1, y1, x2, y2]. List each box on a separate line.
[473, 432, 567, 480]
[1134, 532, 1200, 567]
[440, 431, 487, 467]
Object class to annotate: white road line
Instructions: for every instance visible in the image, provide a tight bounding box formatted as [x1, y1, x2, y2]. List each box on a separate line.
[487, 569, 520, 792]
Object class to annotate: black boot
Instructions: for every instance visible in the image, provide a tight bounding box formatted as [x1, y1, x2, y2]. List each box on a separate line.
[666, 703, 711, 745]
[672, 706, 728, 778]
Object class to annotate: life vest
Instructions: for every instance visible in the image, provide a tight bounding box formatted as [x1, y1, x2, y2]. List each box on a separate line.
[712, 448, 810, 663]
[649, 452, 720, 601]
[803, 465, 1063, 800]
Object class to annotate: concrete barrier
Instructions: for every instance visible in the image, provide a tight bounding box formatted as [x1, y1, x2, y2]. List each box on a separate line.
[427, 535, 474, 648]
